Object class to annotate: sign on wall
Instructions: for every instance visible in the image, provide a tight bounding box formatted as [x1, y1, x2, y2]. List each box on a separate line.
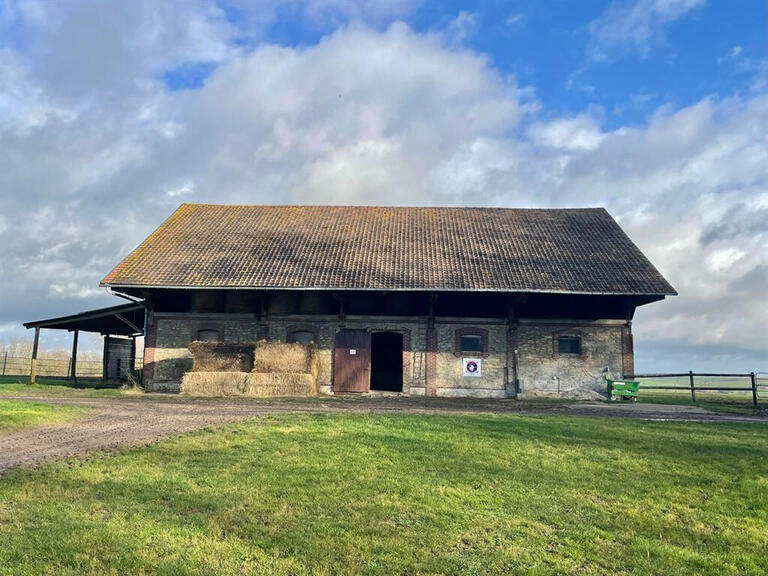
[462, 358, 482, 377]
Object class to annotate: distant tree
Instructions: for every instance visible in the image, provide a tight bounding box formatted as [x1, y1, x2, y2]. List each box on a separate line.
[2, 337, 33, 358]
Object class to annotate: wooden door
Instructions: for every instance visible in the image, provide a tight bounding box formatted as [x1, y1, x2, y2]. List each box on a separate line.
[333, 329, 371, 393]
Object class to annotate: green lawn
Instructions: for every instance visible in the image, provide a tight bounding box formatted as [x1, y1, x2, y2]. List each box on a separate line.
[0, 400, 87, 433]
[0, 375, 123, 397]
[634, 376, 767, 415]
[638, 391, 768, 415]
[0, 413, 766, 575]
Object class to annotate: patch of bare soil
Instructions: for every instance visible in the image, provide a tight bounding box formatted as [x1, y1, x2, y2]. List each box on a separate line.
[1, 395, 765, 475]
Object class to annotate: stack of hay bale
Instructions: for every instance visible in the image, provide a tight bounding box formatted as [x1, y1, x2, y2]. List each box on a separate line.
[182, 340, 317, 396]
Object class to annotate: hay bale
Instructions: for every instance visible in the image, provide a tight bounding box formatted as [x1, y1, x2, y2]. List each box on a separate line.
[252, 340, 315, 374]
[182, 372, 250, 396]
[189, 341, 254, 372]
[182, 371, 316, 397]
[246, 372, 316, 396]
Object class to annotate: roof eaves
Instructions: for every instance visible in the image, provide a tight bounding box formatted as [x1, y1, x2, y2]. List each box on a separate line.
[100, 282, 676, 297]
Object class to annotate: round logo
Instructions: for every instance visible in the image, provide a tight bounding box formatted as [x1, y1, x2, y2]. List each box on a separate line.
[465, 361, 478, 373]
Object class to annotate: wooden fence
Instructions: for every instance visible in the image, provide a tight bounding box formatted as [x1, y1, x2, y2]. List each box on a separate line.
[0, 353, 142, 380]
[631, 371, 763, 406]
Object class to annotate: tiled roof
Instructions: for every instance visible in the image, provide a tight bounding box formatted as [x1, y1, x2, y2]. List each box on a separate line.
[101, 204, 676, 295]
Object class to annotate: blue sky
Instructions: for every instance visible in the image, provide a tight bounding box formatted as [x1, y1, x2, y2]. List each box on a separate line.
[162, 1, 766, 128]
[0, 0, 766, 371]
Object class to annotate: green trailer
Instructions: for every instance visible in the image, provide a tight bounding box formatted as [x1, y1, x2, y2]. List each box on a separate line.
[607, 379, 639, 401]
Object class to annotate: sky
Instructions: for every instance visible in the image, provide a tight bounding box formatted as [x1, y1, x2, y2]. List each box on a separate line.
[0, 0, 766, 372]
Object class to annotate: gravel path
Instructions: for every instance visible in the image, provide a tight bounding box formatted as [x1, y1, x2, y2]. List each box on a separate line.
[1, 394, 765, 475]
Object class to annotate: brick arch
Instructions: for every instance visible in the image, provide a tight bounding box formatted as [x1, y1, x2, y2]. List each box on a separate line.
[454, 327, 489, 358]
[192, 323, 225, 341]
[285, 324, 319, 343]
[551, 328, 587, 359]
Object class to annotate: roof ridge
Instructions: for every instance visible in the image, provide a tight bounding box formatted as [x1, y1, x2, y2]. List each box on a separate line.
[180, 203, 608, 212]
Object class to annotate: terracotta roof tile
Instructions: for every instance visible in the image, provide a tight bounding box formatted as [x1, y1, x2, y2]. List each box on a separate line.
[101, 204, 676, 295]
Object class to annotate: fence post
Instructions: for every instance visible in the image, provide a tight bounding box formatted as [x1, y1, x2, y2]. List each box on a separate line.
[751, 372, 758, 407]
[689, 370, 696, 403]
[29, 327, 40, 385]
[2, 351, 6, 376]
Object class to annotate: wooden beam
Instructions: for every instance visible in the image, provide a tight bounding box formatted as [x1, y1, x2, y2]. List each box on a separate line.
[130, 336, 136, 373]
[29, 327, 40, 385]
[115, 313, 142, 335]
[427, 293, 437, 329]
[102, 335, 110, 381]
[69, 330, 79, 383]
[69, 330, 80, 383]
[258, 293, 270, 340]
[332, 292, 346, 327]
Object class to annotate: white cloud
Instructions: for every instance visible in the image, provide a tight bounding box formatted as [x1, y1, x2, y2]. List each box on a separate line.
[446, 11, 478, 45]
[717, 45, 743, 64]
[300, 0, 421, 27]
[527, 115, 605, 151]
[0, 3, 766, 370]
[166, 181, 195, 198]
[588, 0, 707, 61]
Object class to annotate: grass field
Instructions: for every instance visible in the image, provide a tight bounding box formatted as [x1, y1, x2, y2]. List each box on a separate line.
[635, 376, 768, 415]
[0, 412, 766, 575]
[0, 375, 122, 397]
[638, 391, 768, 415]
[0, 400, 87, 434]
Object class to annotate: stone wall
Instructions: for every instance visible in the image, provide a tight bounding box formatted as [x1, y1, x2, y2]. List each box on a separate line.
[143, 311, 627, 398]
[253, 315, 425, 395]
[147, 314, 263, 392]
[514, 321, 625, 397]
[433, 321, 508, 398]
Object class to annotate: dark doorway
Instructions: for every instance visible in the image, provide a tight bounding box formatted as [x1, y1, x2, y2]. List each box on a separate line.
[370, 332, 403, 392]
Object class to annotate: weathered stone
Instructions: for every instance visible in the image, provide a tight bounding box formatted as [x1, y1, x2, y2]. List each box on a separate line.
[144, 312, 628, 398]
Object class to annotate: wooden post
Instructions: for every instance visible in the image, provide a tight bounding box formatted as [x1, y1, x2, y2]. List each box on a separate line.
[689, 370, 696, 403]
[425, 293, 438, 397]
[2, 351, 7, 376]
[102, 335, 110, 381]
[130, 336, 136, 372]
[751, 372, 758, 407]
[258, 293, 270, 339]
[29, 327, 40, 385]
[69, 330, 79, 383]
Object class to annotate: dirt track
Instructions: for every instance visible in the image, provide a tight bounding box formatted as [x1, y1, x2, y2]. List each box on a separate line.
[1, 394, 765, 475]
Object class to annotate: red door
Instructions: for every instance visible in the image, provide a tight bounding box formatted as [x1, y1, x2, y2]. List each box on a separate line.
[333, 330, 371, 393]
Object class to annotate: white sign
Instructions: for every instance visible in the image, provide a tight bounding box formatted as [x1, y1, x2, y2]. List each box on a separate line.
[463, 358, 482, 377]
[349, 349, 357, 355]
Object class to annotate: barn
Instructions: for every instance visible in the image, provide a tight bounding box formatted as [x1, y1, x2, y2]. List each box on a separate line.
[100, 204, 676, 398]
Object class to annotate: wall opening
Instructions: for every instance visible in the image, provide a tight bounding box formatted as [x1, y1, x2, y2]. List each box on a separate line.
[288, 330, 315, 344]
[196, 329, 220, 342]
[370, 331, 403, 392]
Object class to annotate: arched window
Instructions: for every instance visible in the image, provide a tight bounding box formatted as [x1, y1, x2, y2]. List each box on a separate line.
[460, 334, 483, 353]
[552, 330, 585, 358]
[196, 329, 220, 342]
[454, 327, 489, 357]
[557, 336, 581, 355]
[288, 330, 315, 344]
